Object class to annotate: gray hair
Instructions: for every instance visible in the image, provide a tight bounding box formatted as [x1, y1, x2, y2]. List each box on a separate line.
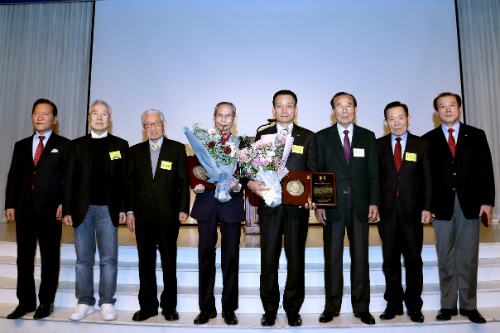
[213, 102, 236, 117]
[89, 99, 112, 115]
[141, 109, 165, 124]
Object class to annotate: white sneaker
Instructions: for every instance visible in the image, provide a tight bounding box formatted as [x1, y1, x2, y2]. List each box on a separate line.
[69, 304, 95, 321]
[101, 303, 117, 321]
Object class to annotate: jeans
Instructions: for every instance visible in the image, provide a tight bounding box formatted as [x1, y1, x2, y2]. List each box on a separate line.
[74, 205, 118, 306]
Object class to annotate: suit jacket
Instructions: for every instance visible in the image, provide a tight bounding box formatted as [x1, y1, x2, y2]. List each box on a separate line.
[5, 133, 70, 221]
[377, 133, 432, 223]
[190, 189, 245, 223]
[422, 123, 495, 220]
[63, 134, 129, 228]
[255, 124, 319, 219]
[315, 123, 379, 223]
[125, 137, 190, 228]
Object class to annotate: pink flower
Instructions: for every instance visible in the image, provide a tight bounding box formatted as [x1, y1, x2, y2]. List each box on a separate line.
[274, 157, 280, 164]
[262, 159, 270, 166]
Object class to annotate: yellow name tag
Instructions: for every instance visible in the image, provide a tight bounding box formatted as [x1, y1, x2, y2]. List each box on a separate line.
[161, 161, 172, 170]
[405, 152, 417, 162]
[109, 151, 122, 160]
[292, 145, 304, 154]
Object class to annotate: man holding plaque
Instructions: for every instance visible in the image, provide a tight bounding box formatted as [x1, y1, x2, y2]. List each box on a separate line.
[190, 102, 244, 326]
[315, 92, 379, 325]
[422, 93, 494, 324]
[376, 101, 432, 323]
[248, 90, 318, 327]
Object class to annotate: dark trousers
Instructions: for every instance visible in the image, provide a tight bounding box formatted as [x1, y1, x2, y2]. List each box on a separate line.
[16, 194, 62, 306]
[323, 194, 370, 313]
[135, 209, 179, 311]
[378, 197, 423, 311]
[197, 204, 241, 311]
[259, 205, 309, 314]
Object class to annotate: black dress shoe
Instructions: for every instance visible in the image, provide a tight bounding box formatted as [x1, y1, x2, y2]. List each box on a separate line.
[354, 311, 376, 325]
[194, 308, 217, 325]
[162, 309, 179, 321]
[436, 308, 458, 321]
[408, 310, 424, 323]
[286, 313, 302, 327]
[33, 303, 54, 320]
[261, 312, 277, 326]
[7, 304, 36, 319]
[459, 309, 486, 324]
[132, 309, 158, 321]
[222, 309, 238, 325]
[319, 310, 340, 323]
[379, 306, 404, 320]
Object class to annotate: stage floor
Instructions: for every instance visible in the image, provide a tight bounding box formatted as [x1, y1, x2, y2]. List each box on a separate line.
[1, 221, 500, 248]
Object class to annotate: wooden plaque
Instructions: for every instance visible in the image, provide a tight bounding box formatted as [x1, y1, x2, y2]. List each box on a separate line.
[187, 156, 216, 189]
[282, 170, 337, 207]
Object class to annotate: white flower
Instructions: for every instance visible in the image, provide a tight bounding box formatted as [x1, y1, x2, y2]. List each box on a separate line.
[207, 128, 217, 135]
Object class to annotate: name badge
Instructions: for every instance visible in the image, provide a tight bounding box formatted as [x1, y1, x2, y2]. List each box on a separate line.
[109, 151, 122, 160]
[292, 145, 304, 154]
[353, 148, 365, 157]
[405, 152, 417, 162]
[161, 161, 172, 170]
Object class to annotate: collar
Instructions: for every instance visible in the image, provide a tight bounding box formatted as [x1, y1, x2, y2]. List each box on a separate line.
[276, 122, 294, 133]
[336, 122, 354, 134]
[441, 121, 460, 133]
[391, 131, 408, 142]
[149, 136, 164, 149]
[91, 130, 108, 138]
[35, 130, 52, 141]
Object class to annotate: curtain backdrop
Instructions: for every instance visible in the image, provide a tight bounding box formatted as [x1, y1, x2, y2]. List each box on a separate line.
[456, 0, 500, 219]
[0, 2, 93, 220]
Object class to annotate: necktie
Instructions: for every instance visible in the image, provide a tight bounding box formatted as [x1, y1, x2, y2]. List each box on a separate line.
[343, 130, 350, 164]
[34, 136, 45, 166]
[152, 144, 159, 150]
[394, 138, 402, 196]
[448, 128, 456, 157]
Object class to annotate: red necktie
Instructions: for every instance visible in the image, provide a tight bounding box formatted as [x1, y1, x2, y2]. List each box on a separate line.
[448, 128, 456, 157]
[394, 138, 402, 196]
[34, 136, 45, 166]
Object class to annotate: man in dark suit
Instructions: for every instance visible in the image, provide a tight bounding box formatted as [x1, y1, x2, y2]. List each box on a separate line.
[422, 92, 495, 324]
[63, 100, 129, 321]
[376, 101, 432, 323]
[315, 92, 379, 325]
[248, 90, 318, 327]
[125, 109, 190, 322]
[5, 98, 69, 320]
[191, 102, 244, 326]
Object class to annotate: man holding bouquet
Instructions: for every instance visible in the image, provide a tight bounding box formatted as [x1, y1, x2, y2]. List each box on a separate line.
[190, 102, 244, 326]
[248, 90, 318, 327]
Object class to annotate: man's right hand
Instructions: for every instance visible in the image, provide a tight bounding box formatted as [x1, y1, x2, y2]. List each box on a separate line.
[247, 180, 270, 198]
[126, 213, 135, 233]
[63, 215, 73, 226]
[316, 208, 326, 225]
[5, 209, 15, 222]
[193, 184, 205, 194]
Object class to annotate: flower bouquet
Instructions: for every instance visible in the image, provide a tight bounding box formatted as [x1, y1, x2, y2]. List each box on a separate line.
[235, 129, 294, 207]
[183, 123, 239, 202]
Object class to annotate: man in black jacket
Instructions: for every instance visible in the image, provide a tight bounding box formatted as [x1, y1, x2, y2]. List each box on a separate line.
[63, 100, 129, 321]
[5, 98, 69, 320]
[422, 92, 495, 324]
[125, 109, 190, 322]
[248, 90, 318, 327]
[376, 101, 432, 323]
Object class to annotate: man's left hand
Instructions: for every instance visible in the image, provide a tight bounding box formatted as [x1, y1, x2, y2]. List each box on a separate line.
[179, 212, 188, 223]
[368, 205, 379, 223]
[479, 205, 494, 224]
[56, 205, 63, 221]
[119, 212, 126, 224]
[229, 180, 241, 192]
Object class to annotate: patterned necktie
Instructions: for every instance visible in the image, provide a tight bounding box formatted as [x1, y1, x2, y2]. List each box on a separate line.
[343, 130, 350, 165]
[448, 128, 456, 157]
[152, 144, 159, 150]
[34, 136, 45, 166]
[394, 138, 402, 196]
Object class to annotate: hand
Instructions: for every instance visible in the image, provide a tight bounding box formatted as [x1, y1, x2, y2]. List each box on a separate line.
[421, 210, 432, 224]
[56, 205, 63, 221]
[5, 209, 15, 222]
[179, 212, 188, 223]
[119, 212, 126, 224]
[368, 205, 379, 223]
[300, 202, 316, 210]
[248, 180, 269, 198]
[63, 215, 73, 226]
[431, 213, 436, 222]
[229, 180, 241, 192]
[479, 205, 494, 224]
[193, 184, 205, 194]
[316, 208, 326, 225]
[126, 213, 135, 233]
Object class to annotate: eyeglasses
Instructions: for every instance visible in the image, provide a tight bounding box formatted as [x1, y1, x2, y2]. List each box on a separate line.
[334, 104, 354, 112]
[215, 114, 234, 120]
[274, 104, 295, 111]
[143, 120, 163, 129]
